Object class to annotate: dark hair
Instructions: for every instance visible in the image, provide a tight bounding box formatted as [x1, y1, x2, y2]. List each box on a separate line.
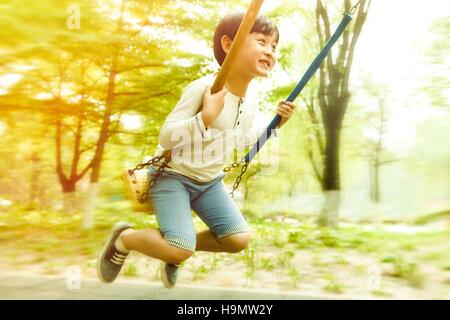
[213, 11, 279, 66]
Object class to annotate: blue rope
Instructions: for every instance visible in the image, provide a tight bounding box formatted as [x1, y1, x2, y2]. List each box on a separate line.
[244, 13, 353, 163]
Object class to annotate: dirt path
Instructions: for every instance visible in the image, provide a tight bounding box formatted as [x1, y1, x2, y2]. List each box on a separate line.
[0, 273, 334, 300]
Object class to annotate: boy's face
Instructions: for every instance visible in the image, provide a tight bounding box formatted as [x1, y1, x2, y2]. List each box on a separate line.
[223, 32, 278, 79]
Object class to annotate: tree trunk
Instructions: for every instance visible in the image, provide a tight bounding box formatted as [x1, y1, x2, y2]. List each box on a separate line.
[318, 124, 341, 227]
[82, 0, 125, 229]
[63, 191, 79, 214]
[369, 157, 382, 223]
[322, 124, 341, 190]
[83, 66, 116, 229]
[29, 152, 41, 209]
[61, 180, 78, 214]
[318, 190, 340, 228]
[53, 62, 93, 216]
[313, 0, 371, 228]
[373, 161, 380, 203]
[83, 183, 98, 229]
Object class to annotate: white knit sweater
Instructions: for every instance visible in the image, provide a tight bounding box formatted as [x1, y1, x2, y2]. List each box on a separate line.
[152, 74, 280, 182]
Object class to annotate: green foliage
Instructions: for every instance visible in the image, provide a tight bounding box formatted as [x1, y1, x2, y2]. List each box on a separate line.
[192, 265, 209, 281]
[316, 228, 365, 249]
[288, 231, 301, 244]
[242, 247, 257, 284]
[322, 273, 345, 294]
[381, 255, 425, 288]
[277, 249, 295, 268]
[287, 266, 301, 289]
[123, 261, 138, 277]
[414, 210, 450, 225]
[259, 257, 276, 271]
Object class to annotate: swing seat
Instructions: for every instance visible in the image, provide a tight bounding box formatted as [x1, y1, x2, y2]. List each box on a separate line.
[122, 169, 154, 213]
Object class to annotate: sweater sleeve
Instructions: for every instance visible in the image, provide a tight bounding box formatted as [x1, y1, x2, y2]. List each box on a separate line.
[158, 78, 212, 150]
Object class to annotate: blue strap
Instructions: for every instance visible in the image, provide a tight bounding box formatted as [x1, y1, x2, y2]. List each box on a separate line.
[244, 13, 353, 163]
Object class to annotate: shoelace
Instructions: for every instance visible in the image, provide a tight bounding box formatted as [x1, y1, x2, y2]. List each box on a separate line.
[110, 252, 127, 265]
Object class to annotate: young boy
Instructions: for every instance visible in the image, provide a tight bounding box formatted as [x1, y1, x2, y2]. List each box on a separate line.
[97, 12, 296, 288]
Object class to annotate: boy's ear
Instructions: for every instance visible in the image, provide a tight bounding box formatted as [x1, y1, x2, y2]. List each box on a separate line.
[221, 35, 233, 54]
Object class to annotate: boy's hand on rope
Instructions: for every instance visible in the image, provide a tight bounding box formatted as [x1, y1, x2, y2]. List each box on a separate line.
[276, 100, 297, 128]
[201, 85, 229, 129]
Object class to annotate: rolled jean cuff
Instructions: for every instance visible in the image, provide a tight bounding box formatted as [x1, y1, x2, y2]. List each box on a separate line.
[216, 224, 250, 240]
[164, 235, 196, 253]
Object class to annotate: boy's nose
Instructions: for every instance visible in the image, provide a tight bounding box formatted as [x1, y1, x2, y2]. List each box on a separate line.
[263, 46, 276, 58]
[263, 50, 275, 61]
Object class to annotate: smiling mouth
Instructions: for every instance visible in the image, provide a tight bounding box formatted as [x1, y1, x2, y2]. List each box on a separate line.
[258, 60, 271, 69]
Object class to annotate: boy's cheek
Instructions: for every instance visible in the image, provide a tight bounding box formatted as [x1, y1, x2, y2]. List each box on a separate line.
[271, 60, 277, 70]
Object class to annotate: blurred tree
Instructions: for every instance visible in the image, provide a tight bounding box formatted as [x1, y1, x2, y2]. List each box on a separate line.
[313, 0, 371, 227]
[362, 82, 398, 205]
[349, 77, 399, 217]
[269, 0, 372, 226]
[82, 0, 225, 229]
[0, 0, 212, 225]
[423, 17, 449, 108]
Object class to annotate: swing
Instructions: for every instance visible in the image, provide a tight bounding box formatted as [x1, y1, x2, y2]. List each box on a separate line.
[123, 0, 362, 213]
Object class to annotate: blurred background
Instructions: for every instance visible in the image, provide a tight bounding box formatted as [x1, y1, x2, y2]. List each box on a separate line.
[0, 0, 448, 299]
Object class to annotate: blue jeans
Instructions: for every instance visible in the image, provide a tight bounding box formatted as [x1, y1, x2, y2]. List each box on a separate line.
[148, 167, 249, 252]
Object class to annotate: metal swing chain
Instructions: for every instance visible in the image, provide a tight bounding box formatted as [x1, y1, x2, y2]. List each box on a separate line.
[132, 151, 248, 201]
[223, 158, 250, 198]
[129, 153, 171, 204]
[130, 155, 164, 173]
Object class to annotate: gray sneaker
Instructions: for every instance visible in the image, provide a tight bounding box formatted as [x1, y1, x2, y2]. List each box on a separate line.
[160, 261, 180, 288]
[97, 222, 132, 283]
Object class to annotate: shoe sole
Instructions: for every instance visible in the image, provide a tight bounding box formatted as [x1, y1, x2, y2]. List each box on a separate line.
[97, 222, 131, 283]
[160, 261, 174, 289]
